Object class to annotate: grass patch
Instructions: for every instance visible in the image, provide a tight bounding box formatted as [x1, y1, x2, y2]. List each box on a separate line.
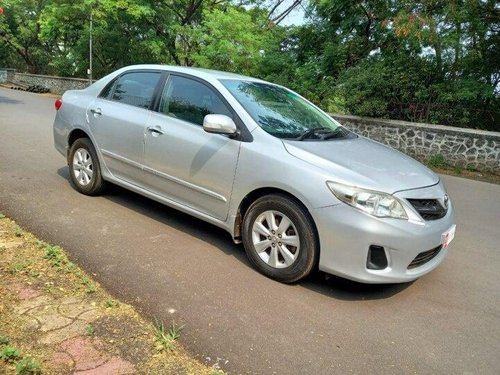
[104, 298, 119, 308]
[44, 244, 67, 268]
[0, 340, 40, 374]
[85, 324, 95, 336]
[418, 154, 500, 185]
[80, 275, 97, 294]
[0, 345, 21, 362]
[426, 153, 446, 168]
[9, 256, 30, 275]
[154, 320, 185, 352]
[14, 225, 23, 237]
[15, 356, 41, 374]
[42, 243, 97, 292]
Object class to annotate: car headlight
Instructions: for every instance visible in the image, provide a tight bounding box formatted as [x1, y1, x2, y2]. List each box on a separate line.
[327, 182, 408, 219]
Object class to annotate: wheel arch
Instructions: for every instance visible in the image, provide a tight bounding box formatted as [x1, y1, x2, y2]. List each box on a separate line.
[233, 187, 320, 248]
[67, 128, 91, 162]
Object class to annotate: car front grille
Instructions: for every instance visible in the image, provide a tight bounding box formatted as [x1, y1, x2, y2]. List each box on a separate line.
[407, 199, 447, 220]
[407, 246, 442, 269]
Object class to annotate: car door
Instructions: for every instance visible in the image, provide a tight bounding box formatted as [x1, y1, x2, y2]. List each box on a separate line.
[87, 70, 162, 184]
[143, 74, 241, 221]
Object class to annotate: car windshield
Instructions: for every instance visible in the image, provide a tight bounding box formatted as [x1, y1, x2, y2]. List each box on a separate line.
[220, 80, 341, 139]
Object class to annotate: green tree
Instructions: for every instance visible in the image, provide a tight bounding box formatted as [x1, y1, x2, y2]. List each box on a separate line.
[180, 6, 272, 74]
[0, 0, 52, 73]
[306, 0, 499, 129]
[39, 0, 163, 77]
[0, 0, 498, 130]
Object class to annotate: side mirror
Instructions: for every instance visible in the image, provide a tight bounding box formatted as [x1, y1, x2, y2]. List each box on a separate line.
[203, 114, 239, 137]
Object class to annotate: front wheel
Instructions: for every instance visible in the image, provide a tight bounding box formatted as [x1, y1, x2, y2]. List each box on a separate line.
[242, 194, 318, 283]
[68, 138, 106, 196]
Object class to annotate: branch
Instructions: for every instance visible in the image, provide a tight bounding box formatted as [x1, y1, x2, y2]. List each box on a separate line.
[268, 0, 286, 19]
[0, 30, 29, 60]
[271, 0, 302, 26]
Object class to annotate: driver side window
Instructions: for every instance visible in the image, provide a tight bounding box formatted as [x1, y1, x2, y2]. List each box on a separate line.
[159, 75, 232, 126]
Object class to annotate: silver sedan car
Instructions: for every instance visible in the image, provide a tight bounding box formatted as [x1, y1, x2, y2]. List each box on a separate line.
[53, 65, 456, 283]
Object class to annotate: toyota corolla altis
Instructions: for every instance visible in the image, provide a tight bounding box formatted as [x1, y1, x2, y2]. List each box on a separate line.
[53, 65, 456, 283]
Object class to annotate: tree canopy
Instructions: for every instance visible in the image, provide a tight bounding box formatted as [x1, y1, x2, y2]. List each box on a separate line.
[1, 0, 498, 130]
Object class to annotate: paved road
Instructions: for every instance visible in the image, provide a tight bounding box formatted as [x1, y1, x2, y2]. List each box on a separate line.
[1, 87, 499, 374]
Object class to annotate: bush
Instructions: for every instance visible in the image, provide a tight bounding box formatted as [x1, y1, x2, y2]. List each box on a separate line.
[337, 54, 499, 131]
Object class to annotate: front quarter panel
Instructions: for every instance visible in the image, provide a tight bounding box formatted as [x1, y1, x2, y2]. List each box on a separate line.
[229, 128, 342, 217]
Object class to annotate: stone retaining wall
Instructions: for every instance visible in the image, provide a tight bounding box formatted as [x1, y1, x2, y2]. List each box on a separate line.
[0, 69, 90, 94]
[332, 114, 500, 174]
[11, 72, 90, 94]
[0, 68, 16, 84]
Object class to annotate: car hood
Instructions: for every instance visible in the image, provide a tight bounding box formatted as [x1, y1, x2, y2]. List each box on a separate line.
[282, 137, 439, 194]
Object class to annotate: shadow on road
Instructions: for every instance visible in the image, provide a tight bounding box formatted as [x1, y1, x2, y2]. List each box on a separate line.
[57, 166, 413, 301]
[57, 166, 248, 261]
[0, 93, 22, 104]
[301, 272, 413, 301]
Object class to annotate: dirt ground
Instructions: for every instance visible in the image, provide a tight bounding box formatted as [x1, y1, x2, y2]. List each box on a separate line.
[0, 214, 223, 375]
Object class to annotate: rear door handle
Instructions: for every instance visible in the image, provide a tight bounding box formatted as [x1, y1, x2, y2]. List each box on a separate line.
[147, 126, 165, 136]
[90, 108, 102, 116]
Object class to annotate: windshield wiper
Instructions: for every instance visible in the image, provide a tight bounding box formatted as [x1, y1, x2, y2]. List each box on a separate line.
[295, 127, 332, 141]
[295, 126, 349, 141]
[322, 127, 348, 140]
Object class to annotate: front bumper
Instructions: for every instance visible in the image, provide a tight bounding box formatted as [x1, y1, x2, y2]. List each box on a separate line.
[312, 184, 455, 283]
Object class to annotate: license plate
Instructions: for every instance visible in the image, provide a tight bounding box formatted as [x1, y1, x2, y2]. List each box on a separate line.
[441, 225, 456, 248]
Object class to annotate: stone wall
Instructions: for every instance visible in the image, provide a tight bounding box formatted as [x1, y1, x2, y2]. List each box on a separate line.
[0, 68, 16, 84]
[332, 114, 500, 174]
[0, 69, 90, 94]
[12, 72, 90, 94]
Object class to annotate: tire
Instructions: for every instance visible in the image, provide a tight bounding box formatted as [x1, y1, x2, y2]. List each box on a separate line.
[68, 138, 106, 196]
[242, 194, 319, 283]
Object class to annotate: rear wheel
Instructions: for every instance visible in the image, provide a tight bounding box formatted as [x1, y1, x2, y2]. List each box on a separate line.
[68, 138, 106, 195]
[242, 194, 318, 283]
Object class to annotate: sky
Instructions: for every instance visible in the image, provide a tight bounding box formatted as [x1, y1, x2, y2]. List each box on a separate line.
[270, 0, 308, 26]
[281, 4, 307, 26]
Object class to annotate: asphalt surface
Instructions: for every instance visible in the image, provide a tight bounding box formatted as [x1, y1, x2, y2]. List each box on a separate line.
[1, 87, 499, 374]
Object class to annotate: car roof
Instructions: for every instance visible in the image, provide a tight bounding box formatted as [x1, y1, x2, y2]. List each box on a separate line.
[122, 64, 267, 83]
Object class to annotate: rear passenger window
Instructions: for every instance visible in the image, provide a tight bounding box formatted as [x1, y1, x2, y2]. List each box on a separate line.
[110, 72, 161, 109]
[160, 75, 232, 126]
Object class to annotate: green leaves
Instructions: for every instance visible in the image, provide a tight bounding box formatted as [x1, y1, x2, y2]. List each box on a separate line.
[0, 345, 21, 362]
[1, 0, 498, 131]
[154, 319, 185, 352]
[182, 7, 272, 74]
[15, 356, 41, 374]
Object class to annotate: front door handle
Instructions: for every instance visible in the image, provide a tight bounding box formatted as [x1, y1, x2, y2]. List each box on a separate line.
[90, 108, 102, 116]
[147, 126, 165, 136]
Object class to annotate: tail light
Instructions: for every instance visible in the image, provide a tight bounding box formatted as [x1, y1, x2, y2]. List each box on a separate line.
[55, 98, 62, 111]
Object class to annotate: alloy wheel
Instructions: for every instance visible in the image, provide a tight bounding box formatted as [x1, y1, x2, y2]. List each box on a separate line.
[251, 210, 300, 269]
[72, 148, 93, 186]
